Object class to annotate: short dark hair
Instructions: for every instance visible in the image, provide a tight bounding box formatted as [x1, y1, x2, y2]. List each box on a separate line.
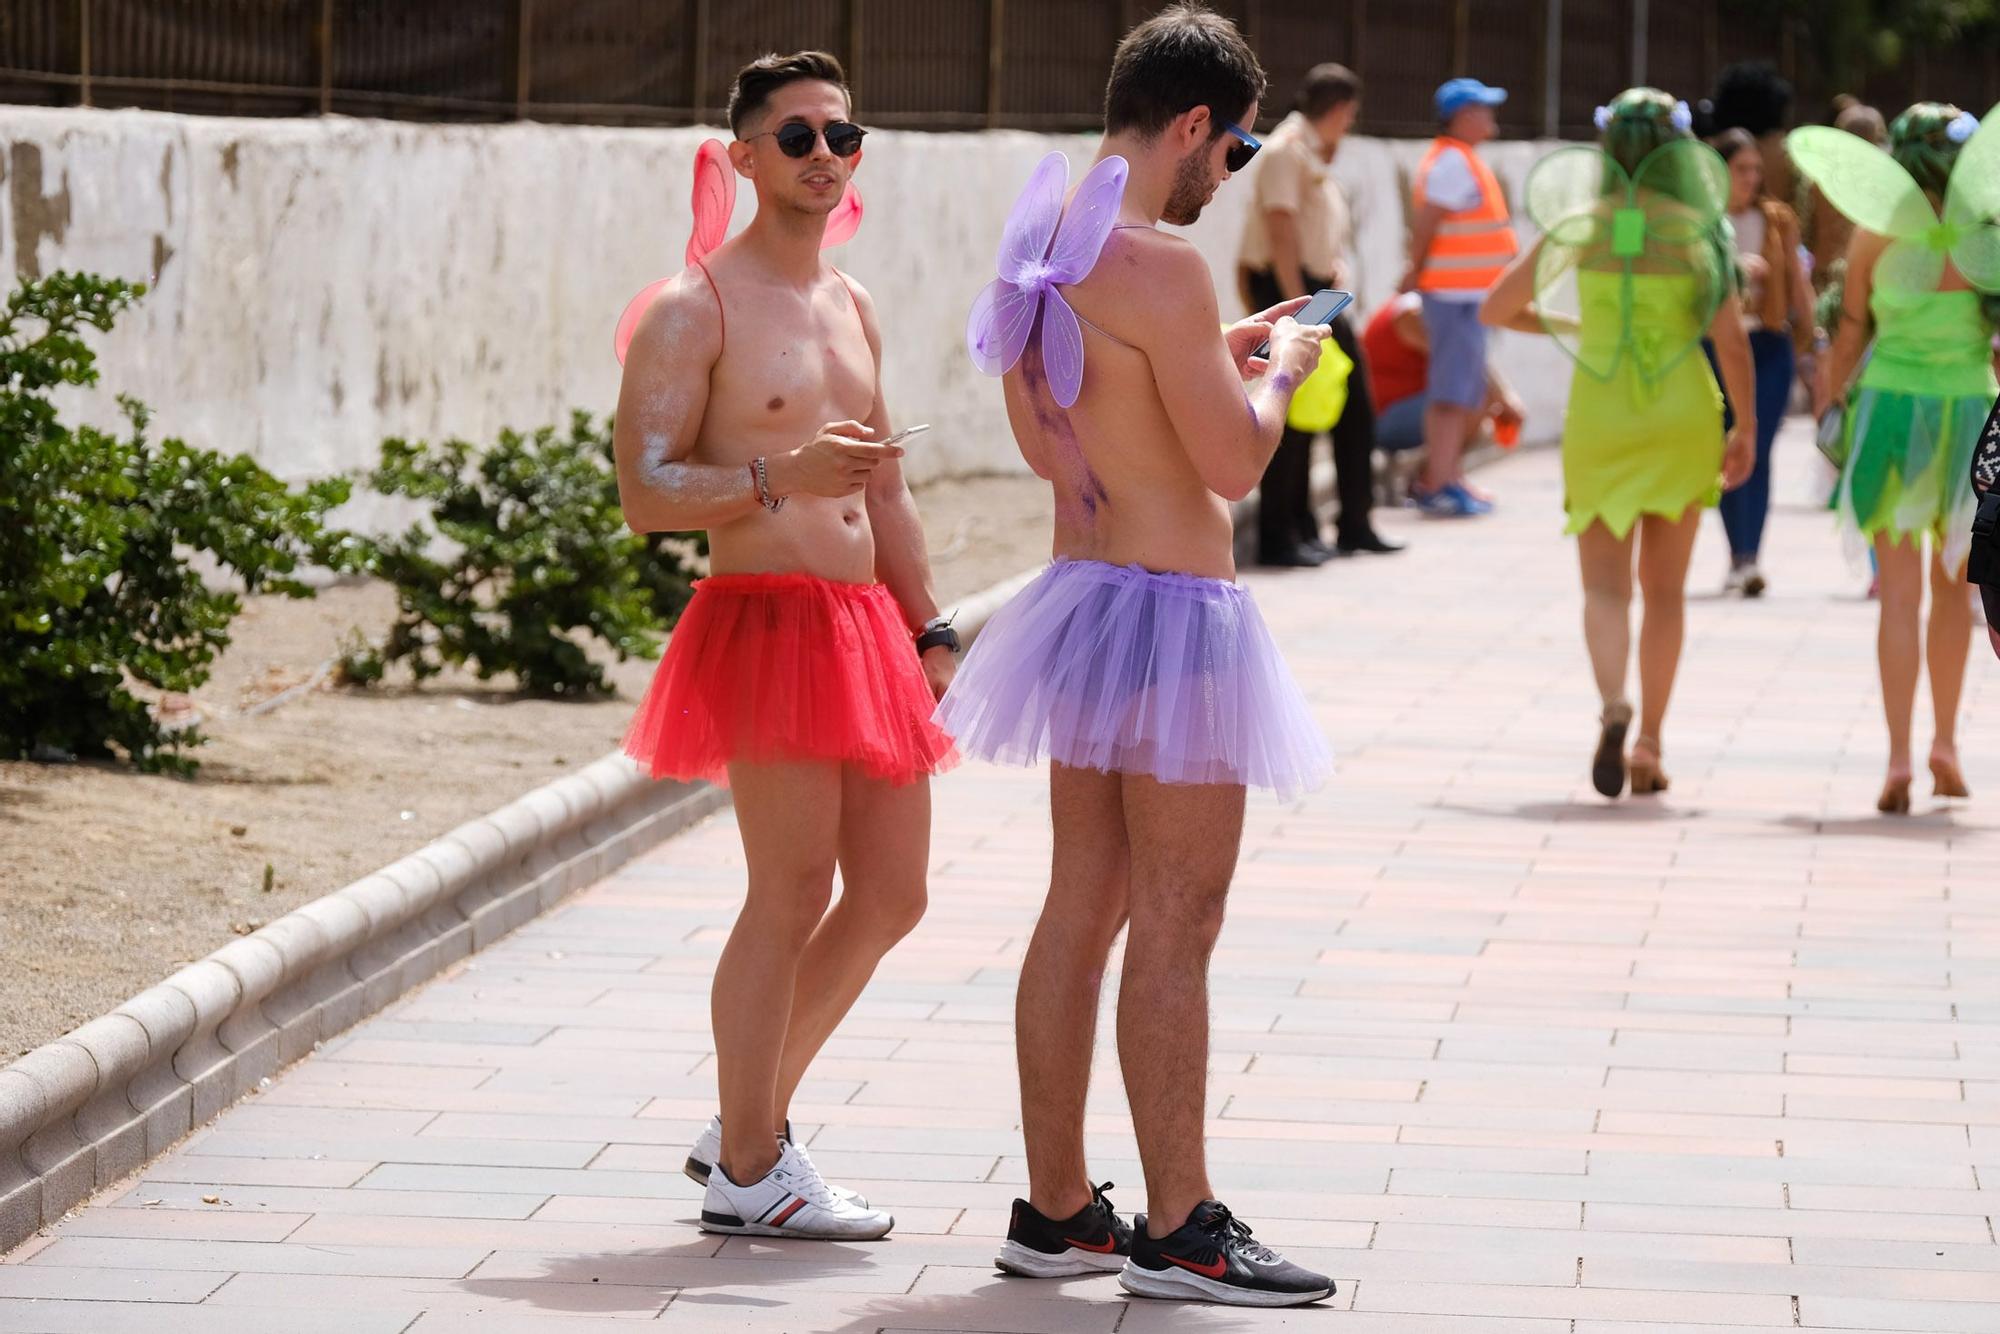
[1708, 62, 1792, 137]
[728, 50, 849, 136]
[1296, 63, 1361, 120]
[1103, 3, 1265, 139]
[1708, 126, 1758, 164]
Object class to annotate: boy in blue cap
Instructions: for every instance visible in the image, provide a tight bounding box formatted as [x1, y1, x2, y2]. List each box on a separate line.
[1401, 77, 1517, 517]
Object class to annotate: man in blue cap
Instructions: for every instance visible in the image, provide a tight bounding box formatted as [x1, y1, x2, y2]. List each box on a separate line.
[1400, 77, 1518, 518]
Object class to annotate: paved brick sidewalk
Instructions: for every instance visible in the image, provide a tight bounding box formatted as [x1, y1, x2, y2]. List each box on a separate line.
[7, 427, 2000, 1332]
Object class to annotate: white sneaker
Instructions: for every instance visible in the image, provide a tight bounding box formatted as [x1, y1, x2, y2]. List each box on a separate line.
[1723, 564, 1748, 595]
[684, 1115, 870, 1208]
[699, 1140, 894, 1240]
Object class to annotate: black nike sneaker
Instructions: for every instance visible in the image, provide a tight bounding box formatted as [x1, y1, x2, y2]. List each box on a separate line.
[1119, 1200, 1334, 1306]
[994, 1181, 1134, 1278]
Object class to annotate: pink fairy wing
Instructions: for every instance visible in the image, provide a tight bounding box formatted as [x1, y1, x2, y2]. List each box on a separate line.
[967, 277, 1041, 376]
[684, 139, 735, 266]
[612, 275, 674, 366]
[1043, 155, 1129, 283]
[1039, 285, 1086, 408]
[820, 182, 863, 249]
[998, 153, 1069, 282]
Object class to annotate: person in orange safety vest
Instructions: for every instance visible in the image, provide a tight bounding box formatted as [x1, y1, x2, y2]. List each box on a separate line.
[1399, 77, 1518, 518]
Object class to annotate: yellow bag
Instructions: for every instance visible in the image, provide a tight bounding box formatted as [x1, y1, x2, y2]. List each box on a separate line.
[1284, 334, 1353, 433]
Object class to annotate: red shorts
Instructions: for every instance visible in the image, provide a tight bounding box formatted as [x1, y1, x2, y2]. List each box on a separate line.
[623, 572, 956, 787]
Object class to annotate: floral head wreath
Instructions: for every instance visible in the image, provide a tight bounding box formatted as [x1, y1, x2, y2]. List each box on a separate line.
[1594, 99, 1692, 135]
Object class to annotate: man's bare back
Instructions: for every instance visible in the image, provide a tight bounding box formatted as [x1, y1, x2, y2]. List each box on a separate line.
[944, 10, 1338, 1300]
[1001, 193, 1315, 581]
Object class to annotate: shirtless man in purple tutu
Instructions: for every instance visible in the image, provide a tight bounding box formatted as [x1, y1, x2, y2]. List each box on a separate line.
[937, 3, 1335, 1309]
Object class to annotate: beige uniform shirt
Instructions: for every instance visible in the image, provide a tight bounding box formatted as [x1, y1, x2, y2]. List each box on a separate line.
[1236, 112, 1352, 283]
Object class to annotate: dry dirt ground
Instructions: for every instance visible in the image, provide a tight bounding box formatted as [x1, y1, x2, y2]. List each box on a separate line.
[0, 474, 1053, 1060]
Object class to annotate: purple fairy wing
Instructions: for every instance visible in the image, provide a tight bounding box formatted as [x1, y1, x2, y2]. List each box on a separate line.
[997, 152, 1069, 283]
[966, 277, 1041, 376]
[1043, 155, 1129, 283]
[1040, 286, 1086, 408]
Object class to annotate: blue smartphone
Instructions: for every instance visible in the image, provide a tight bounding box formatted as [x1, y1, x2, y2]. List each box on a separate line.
[1252, 288, 1354, 360]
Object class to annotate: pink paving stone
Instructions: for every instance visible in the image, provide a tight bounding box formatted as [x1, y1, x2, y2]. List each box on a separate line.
[0, 1299, 417, 1332]
[11, 435, 2000, 1326]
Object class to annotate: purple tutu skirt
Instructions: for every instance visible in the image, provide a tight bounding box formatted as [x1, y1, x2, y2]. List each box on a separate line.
[935, 559, 1332, 799]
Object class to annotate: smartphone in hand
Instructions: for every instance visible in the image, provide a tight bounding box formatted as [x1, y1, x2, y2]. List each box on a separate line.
[1252, 288, 1354, 360]
[881, 423, 931, 447]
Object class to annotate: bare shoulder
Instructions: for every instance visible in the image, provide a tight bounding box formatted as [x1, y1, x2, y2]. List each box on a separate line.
[833, 266, 877, 313]
[1102, 228, 1213, 312]
[833, 266, 883, 335]
[628, 267, 722, 369]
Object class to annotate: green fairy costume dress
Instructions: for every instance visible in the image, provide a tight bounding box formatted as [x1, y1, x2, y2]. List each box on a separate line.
[1525, 137, 1735, 537]
[1788, 108, 2000, 569]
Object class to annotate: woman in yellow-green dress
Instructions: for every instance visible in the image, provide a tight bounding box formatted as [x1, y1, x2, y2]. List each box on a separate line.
[1482, 87, 1756, 799]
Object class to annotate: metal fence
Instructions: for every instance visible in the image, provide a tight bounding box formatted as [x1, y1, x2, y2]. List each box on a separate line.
[2, 1, 1996, 139]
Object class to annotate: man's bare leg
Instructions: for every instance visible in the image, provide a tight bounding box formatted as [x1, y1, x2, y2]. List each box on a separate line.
[713, 759, 842, 1183]
[770, 767, 933, 1124]
[1018, 763, 1131, 1221]
[1117, 774, 1246, 1234]
[1420, 402, 1478, 493]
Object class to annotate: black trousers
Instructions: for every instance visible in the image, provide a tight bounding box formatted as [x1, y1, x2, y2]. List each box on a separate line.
[1246, 267, 1378, 554]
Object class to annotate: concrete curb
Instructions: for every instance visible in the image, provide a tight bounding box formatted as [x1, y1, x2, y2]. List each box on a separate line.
[0, 754, 726, 1250]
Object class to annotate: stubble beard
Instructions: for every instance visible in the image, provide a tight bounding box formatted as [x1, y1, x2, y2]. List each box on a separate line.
[1162, 146, 1216, 226]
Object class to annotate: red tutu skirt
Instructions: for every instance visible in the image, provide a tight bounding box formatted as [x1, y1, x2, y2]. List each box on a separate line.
[623, 572, 956, 787]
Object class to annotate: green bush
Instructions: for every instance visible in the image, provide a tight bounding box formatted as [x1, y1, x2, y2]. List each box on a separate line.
[342, 411, 699, 696]
[0, 272, 353, 774]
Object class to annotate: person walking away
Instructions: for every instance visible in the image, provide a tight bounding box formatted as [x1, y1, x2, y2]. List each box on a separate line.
[1702, 127, 1815, 597]
[1796, 103, 2000, 811]
[1482, 88, 1756, 799]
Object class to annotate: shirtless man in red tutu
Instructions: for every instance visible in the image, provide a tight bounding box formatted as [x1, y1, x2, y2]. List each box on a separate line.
[936, 4, 1335, 1308]
[612, 50, 956, 1242]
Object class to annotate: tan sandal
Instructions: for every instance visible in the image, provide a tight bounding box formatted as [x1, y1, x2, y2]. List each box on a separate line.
[1628, 736, 1669, 795]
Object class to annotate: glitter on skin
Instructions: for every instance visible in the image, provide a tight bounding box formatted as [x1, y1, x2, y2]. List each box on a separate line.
[1019, 325, 1110, 524]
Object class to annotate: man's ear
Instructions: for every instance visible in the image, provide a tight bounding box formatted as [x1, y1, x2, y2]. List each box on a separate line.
[728, 137, 754, 180]
[1175, 104, 1214, 154]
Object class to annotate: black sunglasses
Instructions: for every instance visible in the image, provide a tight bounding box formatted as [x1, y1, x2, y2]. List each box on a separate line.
[1219, 119, 1262, 172]
[748, 120, 867, 159]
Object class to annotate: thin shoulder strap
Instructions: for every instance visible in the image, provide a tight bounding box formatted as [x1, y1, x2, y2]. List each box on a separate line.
[831, 267, 876, 360]
[691, 259, 726, 354]
[832, 266, 864, 316]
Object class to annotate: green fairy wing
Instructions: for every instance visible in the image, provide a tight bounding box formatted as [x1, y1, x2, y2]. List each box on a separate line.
[1624, 139, 1733, 382]
[1524, 142, 1730, 384]
[1787, 125, 1943, 294]
[1942, 105, 2000, 291]
[1524, 145, 1628, 380]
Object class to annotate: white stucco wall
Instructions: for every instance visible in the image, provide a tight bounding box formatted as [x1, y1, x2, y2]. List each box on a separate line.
[3, 105, 1573, 525]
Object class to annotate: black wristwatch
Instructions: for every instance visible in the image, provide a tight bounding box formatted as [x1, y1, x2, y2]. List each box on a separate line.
[915, 615, 960, 655]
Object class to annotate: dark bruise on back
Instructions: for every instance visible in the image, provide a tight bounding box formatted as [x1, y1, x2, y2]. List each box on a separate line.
[1019, 324, 1111, 522]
